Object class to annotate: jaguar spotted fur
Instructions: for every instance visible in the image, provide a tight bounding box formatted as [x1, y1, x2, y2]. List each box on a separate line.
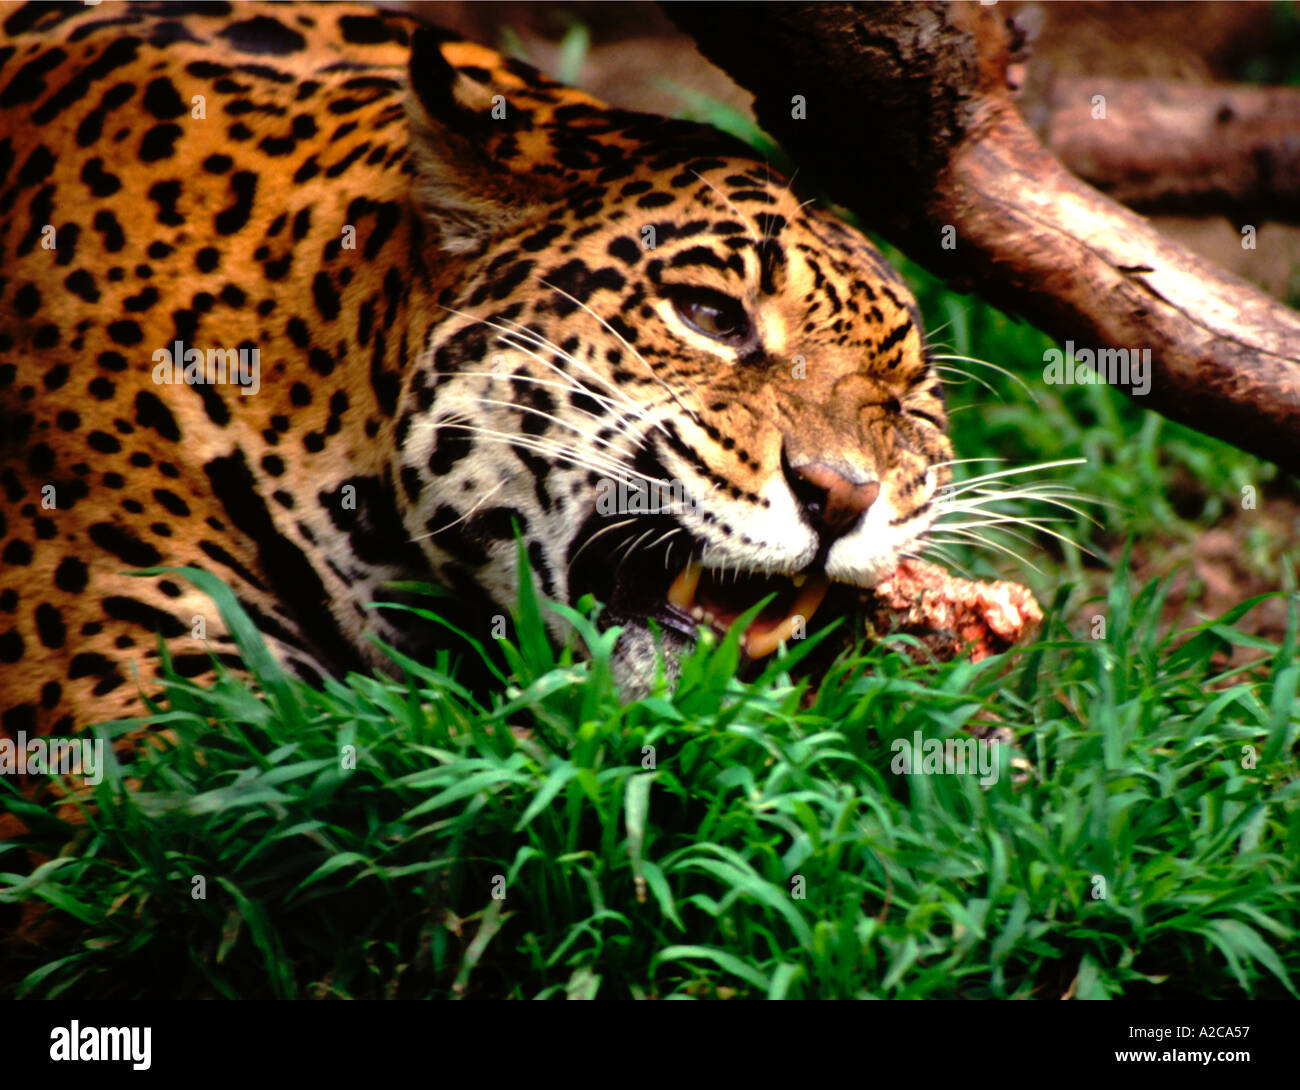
[0, 1, 953, 749]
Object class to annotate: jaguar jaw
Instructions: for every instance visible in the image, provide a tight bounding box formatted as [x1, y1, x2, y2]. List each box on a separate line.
[567, 511, 842, 666]
[664, 562, 832, 658]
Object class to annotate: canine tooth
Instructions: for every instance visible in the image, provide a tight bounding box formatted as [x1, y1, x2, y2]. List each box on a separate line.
[668, 561, 703, 611]
[691, 606, 704, 620]
[742, 574, 831, 658]
[791, 574, 806, 588]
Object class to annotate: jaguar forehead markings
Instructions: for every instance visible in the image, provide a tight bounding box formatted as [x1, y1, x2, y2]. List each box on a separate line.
[0, 0, 953, 741]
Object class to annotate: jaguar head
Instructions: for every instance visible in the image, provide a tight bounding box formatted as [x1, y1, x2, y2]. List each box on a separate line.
[392, 31, 953, 693]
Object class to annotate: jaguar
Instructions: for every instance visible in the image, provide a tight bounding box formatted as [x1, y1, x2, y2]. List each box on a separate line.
[0, 0, 953, 750]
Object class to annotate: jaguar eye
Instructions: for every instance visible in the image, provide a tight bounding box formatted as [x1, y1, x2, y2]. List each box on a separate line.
[669, 288, 751, 344]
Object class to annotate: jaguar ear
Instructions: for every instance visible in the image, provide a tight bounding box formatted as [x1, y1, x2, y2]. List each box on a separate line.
[405, 29, 542, 254]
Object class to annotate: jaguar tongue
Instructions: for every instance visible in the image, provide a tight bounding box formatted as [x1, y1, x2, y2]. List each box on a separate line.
[666, 562, 831, 659]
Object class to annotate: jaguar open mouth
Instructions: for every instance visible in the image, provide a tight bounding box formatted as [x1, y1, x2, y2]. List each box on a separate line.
[567, 511, 851, 662]
[664, 562, 831, 658]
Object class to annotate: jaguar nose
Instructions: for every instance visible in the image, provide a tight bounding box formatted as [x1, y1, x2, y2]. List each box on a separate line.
[784, 458, 880, 543]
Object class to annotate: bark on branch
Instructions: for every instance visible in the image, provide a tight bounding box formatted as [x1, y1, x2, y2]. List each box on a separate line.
[667, 2, 1300, 474]
[1040, 77, 1300, 218]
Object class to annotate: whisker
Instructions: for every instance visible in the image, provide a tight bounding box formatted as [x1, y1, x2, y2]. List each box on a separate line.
[470, 394, 643, 462]
[647, 526, 685, 563]
[945, 459, 1089, 489]
[932, 365, 1002, 399]
[567, 517, 638, 572]
[937, 515, 1095, 559]
[923, 319, 956, 346]
[423, 418, 649, 487]
[487, 333, 655, 437]
[929, 527, 1048, 574]
[930, 353, 1037, 401]
[929, 456, 1009, 473]
[909, 543, 974, 576]
[612, 525, 661, 568]
[537, 278, 703, 427]
[436, 303, 663, 435]
[409, 478, 509, 543]
[452, 368, 647, 451]
[946, 489, 1108, 525]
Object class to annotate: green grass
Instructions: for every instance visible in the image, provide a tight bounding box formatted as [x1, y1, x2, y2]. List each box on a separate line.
[2, 549, 1297, 999]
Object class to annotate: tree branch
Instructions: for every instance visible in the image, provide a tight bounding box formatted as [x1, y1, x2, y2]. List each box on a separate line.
[1041, 77, 1300, 220]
